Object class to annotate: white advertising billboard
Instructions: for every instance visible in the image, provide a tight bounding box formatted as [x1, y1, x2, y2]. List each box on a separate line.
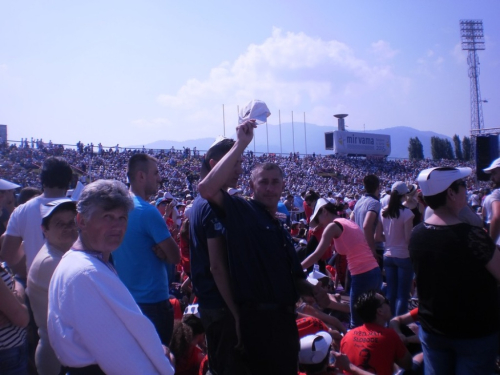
[333, 131, 391, 156]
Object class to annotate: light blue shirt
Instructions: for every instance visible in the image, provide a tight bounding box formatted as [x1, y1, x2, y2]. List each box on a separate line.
[113, 195, 171, 303]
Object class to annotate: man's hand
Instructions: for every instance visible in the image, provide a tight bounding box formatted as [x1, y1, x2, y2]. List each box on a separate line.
[235, 120, 256, 148]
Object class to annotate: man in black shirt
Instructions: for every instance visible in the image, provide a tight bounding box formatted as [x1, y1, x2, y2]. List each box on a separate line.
[198, 120, 329, 374]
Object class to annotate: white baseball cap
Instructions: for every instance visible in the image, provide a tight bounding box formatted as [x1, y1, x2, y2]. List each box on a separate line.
[0, 179, 20, 191]
[417, 167, 471, 196]
[299, 331, 332, 364]
[483, 158, 500, 173]
[391, 181, 409, 195]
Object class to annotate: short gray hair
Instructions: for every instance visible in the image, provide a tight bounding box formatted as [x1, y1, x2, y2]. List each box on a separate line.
[250, 163, 284, 181]
[77, 180, 133, 219]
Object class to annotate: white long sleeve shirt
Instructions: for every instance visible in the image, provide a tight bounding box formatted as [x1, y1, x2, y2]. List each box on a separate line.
[48, 250, 174, 375]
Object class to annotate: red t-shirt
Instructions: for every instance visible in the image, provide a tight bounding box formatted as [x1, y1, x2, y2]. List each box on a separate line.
[296, 316, 329, 338]
[340, 323, 407, 375]
[176, 346, 203, 375]
[169, 298, 183, 321]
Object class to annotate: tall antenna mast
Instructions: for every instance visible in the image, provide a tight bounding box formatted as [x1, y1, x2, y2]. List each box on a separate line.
[460, 19, 485, 159]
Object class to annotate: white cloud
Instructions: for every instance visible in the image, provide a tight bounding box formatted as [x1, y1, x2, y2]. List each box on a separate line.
[370, 40, 399, 60]
[452, 42, 467, 64]
[0, 64, 7, 70]
[155, 28, 410, 137]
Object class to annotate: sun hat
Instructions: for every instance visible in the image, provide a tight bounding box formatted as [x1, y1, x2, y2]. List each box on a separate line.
[299, 331, 332, 365]
[417, 167, 472, 197]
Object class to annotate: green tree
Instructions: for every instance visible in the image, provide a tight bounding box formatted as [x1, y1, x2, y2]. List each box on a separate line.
[431, 136, 443, 159]
[445, 139, 455, 160]
[408, 137, 419, 159]
[453, 134, 463, 160]
[431, 136, 454, 160]
[413, 137, 424, 159]
[463, 136, 471, 161]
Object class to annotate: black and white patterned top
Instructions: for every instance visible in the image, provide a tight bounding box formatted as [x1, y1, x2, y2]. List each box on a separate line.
[0, 262, 27, 350]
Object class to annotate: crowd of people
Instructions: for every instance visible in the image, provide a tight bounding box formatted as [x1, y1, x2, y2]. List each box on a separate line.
[0, 139, 489, 202]
[0, 117, 499, 375]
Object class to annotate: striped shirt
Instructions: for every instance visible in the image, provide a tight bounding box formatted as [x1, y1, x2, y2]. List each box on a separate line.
[0, 263, 26, 349]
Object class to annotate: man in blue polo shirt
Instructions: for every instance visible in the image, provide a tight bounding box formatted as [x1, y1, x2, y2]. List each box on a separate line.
[113, 153, 180, 345]
[198, 120, 329, 374]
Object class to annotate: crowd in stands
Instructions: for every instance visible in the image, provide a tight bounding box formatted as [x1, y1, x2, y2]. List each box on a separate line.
[0, 140, 489, 200]
[0, 132, 499, 375]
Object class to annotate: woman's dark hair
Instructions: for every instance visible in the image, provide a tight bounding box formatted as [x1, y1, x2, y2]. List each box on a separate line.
[382, 190, 405, 219]
[423, 180, 461, 209]
[304, 190, 320, 203]
[169, 314, 205, 368]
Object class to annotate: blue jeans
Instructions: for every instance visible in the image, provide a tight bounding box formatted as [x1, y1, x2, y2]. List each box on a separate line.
[350, 267, 382, 327]
[0, 342, 28, 375]
[138, 299, 174, 345]
[384, 256, 413, 317]
[420, 328, 498, 375]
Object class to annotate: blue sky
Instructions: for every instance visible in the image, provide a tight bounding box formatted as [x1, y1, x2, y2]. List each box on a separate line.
[1, 0, 499, 148]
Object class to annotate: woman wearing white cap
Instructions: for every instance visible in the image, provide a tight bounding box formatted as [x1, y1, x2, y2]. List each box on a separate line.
[301, 199, 380, 328]
[376, 181, 414, 317]
[409, 167, 500, 374]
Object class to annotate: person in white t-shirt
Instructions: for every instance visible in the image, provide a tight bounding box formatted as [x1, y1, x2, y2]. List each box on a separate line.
[0, 157, 73, 275]
[376, 181, 414, 317]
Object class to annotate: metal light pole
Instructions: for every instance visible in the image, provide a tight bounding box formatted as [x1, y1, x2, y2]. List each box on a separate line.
[460, 19, 485, 161]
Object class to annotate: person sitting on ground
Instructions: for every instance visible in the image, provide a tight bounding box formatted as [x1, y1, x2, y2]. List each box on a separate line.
[298, 331, 372, 375]
[169, 305, 206, 375]
[340, 290, 412, 375]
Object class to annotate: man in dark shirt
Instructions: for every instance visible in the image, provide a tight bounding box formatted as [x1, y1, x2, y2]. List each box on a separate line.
[198, 120, 329, 374]
[189, 137, 246, 375]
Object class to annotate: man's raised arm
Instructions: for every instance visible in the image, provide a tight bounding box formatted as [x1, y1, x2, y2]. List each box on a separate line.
[198, 120, 255, 207]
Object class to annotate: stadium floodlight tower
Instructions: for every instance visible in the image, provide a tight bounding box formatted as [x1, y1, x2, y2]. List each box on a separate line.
[334, 114, 348, 131]
[460, 19, 485, 160]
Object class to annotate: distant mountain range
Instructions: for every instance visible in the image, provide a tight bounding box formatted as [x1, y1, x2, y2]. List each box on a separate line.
[129, 124, 456, 159]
